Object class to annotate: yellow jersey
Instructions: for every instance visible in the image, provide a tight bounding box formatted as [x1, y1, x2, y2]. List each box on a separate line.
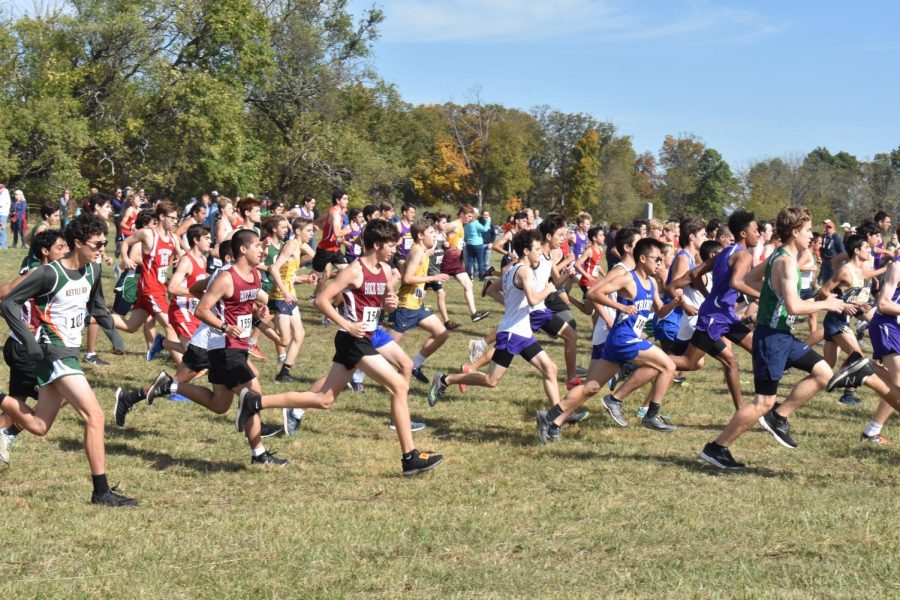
[398, 253, 429, 310]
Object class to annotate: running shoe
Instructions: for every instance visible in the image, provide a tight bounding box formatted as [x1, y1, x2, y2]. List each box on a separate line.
[321, 316, 331, 327]
[146, 334, 165, 362]
[566, 410, 590, 424]
[401, 449, 443, 475]
[699, 442, 745, 470]
[275, 371, 302, 384]
[347, 380, 365, 393]
[249, 345, 267, 361]
[236, 388, 261, 433]
[444, 320, 461, 331]
[84, 354, 110, 366]
[838, 390, 861, 406]
[469, 339, 486, 365]
[470, 310, 490, 322]
[673, 374, 686, 385]
[389, 421, 426, 432]
[114, 387, 143, 426]
[459, 364, 471, 393]
[91, 487, 138, 507]
[0, 427, 16, 466]
[411, 367, 429, 384]
[607, 371, 621, 391]
[260, 422, 282, 438]
[856, 321, 870, 341]
[536, 410, 553, 444]
[642, 415, 676, 432]
[251, 450, 288, 466]
[575, 366, 589, 377]
[428, 372, 446, 407]
[283, 408, 304, 436]
[601, 395, 629, 427]
[826, 356, 873, 392]
[481, 279, 493, 297]
[860, 432, 890, 445]
[146, 371, 173, 405]
[168, 393, 190, 402]
[758, 406, 797, 448]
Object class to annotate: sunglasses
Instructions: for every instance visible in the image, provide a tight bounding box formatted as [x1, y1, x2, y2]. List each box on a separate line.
[82, 240, 108, 250]
[648, 255, 664, 263]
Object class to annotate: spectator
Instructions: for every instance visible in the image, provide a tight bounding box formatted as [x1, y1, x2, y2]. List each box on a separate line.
[0, 187, 11, 248]
[203, 191, 219, 230]
[58, 188, 70, 228]
[463, 209, 491, 279]
[479, 209, 496, 276]
[11, 189, 28, 248]
[840, 221, 852, 246]
[819, 218, 844, 283]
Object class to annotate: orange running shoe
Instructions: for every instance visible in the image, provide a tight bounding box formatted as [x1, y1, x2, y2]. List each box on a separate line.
[459, 364, 472, 393]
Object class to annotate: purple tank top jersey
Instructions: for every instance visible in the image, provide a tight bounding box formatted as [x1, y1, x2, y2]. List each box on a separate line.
[870, 257, 900, 359]
[696, 244, 743, 338]
[398, 221, 413, 258]
[573, 231, 589, 260]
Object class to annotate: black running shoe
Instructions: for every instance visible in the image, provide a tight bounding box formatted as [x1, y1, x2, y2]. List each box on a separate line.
[826, 356, 874, 392]
[146, 371, 173, 405]
[427, 372, 446, 407]
[236, 389, 261, 433]
[470, 310, 490, 322]
[536, 410, 553, 444]
[113, 387, 142, 427]
[91, 487, 138, 507]
[251, 450, 288, 466]
[699, 442, 745, 470]
[401, 449, 443, 476]
[411, 367, 430, 384]
[260, 422, 282, 438]
[758, 407, 798, 448]
[274, 372, 302, 384]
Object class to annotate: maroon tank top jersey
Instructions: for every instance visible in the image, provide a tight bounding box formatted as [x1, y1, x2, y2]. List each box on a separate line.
[342, 261, 388, 339]
[222, 267, 260, 350]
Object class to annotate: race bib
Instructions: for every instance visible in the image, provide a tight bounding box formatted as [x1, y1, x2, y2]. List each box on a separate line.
[188, 297, 200, 312]
[632, 315, 648, 336]
[404, 237, 414, 250]
[157, 269, 167, 284]
[352, 243, 362, 256]
[456, 238, 464, 251]
[414, 288, 424, 299]
[592, 264, 601, 277]
[237, 314, 253, 337]
[361, 306, 381, 332]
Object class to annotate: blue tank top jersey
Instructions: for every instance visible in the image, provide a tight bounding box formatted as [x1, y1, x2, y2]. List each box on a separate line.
[611, 270, 655, 340]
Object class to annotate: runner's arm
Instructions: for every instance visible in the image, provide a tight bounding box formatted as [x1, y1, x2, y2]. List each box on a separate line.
[517, 265, 557, 307]
[166, 255, 195, 297]
[731, 251, 761, 300]
[775, 257, 843, 315]
[0, 266, 54, 358]
[195, 272, 242, 338]
[876, 261, 900, 317]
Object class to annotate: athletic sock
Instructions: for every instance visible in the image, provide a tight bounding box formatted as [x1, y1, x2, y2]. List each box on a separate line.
[85, 352, 96, 359]
[609, 394, 622, 404]
[847, 351, 863, 364]
[169, 382, 179, 395]
[291, 408, 305, 419]
[645, 402, 661, 419]
[5, 425, 21, 436]
[278, 353, 287, 363]
[251, 446, 266, 458]
[708, 441, 726, 451]
[547, 404, 564, 421]
[402, 450, 415, 461]
[413, 354, 426, 369]
[91, 473, 110, 496]
[137, 388, 147, 400]
[864, 421, 883, 437]
[439, 374, 448, 387]
[352, 369, 365, 384]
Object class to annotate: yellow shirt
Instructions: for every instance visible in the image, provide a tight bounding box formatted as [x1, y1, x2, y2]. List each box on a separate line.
[398, 253, 430, 310]
[270, 247, 301, 301]
[446, 221, 465, 253]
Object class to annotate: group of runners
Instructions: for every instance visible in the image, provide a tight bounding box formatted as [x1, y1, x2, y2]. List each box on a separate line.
[0, 190, 897, 507]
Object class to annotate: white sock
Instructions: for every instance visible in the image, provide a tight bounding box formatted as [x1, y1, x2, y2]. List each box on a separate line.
[169, 382, 179, 395]
[352, 369, 365, 384]
[413, 353, 426, 369]
[475, 338, 487, 352]
[278, 353, 287, 363]
[864, 421, 883, 437]
[85, 352, 96, 358]
[291, 408, 305, 419]
[251, 446, 266, 457]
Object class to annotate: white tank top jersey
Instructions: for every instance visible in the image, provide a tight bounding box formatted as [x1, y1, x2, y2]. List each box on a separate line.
[531, 250, 553, 311]
[591, 262, 631, 346]
[36, 261, 97, 348]
[190, 265, 228, 351]
[497, 264, 534, 338]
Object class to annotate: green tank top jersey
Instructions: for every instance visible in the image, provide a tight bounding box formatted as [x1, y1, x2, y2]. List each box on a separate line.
[261, 240, 282, 294]
[758, 247, 798, 332]
[35, 261, 97, 348]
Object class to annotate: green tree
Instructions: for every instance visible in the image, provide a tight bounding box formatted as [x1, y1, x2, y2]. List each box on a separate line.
[566, 128, 602, 215]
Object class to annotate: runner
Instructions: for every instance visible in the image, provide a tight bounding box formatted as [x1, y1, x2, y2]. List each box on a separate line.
[0, 214, 137, 505]
[439, 204, 490, 323]
[166, 224, 211, 350]
[537, 237, 683, 442]
[388, 219, 450, 384]
[311, 190, 353, 300]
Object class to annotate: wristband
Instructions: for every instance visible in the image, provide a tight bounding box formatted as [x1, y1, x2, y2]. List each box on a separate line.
[219, 322, 228, 333]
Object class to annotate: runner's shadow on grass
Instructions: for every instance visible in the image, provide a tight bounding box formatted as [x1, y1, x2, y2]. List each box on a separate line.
[843, 446, 900, 466]
[544, 447, 797, 479]
[105, 427, 159, 439]
[348, 407, 536, 446]
[57, 438, 245, 473]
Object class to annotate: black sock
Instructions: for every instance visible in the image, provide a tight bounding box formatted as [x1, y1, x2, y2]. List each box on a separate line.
[440, 374, 448, 386]
[772, 409, 786, 422]
[6, 425, 21, 436]
[92, 473, 110, 496]
[609, 394, 622, 404]
[847, 351, 863, 364]
[709, 441, 725, 451]
[402, 450, 416, 461]
[279, 364, 291, 376]
[547, 404, 564, 421]
[645, 402, 661, 419]
[251, 394, 263, 413]
[137, 388, 147, 400]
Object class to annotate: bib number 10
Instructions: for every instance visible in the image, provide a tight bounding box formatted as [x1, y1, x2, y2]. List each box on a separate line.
[69, 312, 85, 329]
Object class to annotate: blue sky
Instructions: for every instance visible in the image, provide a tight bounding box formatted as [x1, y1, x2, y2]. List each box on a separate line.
[349, 0, 900, 170]
[6, 0, 898, 170]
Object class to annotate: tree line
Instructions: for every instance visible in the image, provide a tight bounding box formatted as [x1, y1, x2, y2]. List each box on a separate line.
[2, 0, 898, 224]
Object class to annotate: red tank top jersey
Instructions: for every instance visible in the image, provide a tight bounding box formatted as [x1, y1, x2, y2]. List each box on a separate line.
[317, 205, 342, 252]
[561, 241, 571, 259]
[222, 267, 260, 350]
[579, 246, 604, 287]
[173, 253, 208, 311]
[139, 229, 176, 296]
[119, 210, 138, 236]
[341, 261, 388, 339]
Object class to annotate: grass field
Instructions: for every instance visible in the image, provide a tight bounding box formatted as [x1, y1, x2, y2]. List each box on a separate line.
[0, 246, 898, 599]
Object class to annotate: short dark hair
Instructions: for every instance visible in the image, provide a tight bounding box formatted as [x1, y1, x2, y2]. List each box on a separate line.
[679, 219, 704, 248]
[302, 195, 315, 205]
[186, 224, 210, 248]
[332, 190, 347, 204]
[40, 202, 59, 220]
[189, 202, 205, 218]
[538, 213, 567, 241]
[845, 234, 866, 256]
[65, 213, 108, 250]
[135, 210, 155, 230]
[875, 210, 890, 223]
[706, 218, 721, 238]
[513, 229, 542, 257]
[262, 215, 287, 235]
[89, 194, 111, 213]
[362, 218, 401, 250]
[615, 227, 640, 256]
[237, 197, 260, 218]
[727, 210, 756, 239]
[401, 203, 416, 214]
[587, 225, 604, 242]
[30, 229, 63, 262]
[858, 220, 880, 239]
[700, 240, 723, 262]
[231, 229, 259, 259]
[410, 218, 434, 241]
[348, 208, 361, 221]
[633, 237, 663, 260]
[362, 205, 380, 221]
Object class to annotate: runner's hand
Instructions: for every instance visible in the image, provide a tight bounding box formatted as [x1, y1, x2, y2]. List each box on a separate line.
[346, 322, 368, 338]
[823, 296, 845, 313]
[621, 305, 639, 316]
[383, 292, 399, 311]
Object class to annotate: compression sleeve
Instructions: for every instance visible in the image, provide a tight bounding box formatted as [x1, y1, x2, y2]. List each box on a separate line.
[1, 265, 55, 359]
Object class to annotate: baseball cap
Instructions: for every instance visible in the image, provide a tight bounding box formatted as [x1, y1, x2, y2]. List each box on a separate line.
[840, 222, 851, 229]
[823, 219, 834, 227]
[211, 190, 219, 197]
